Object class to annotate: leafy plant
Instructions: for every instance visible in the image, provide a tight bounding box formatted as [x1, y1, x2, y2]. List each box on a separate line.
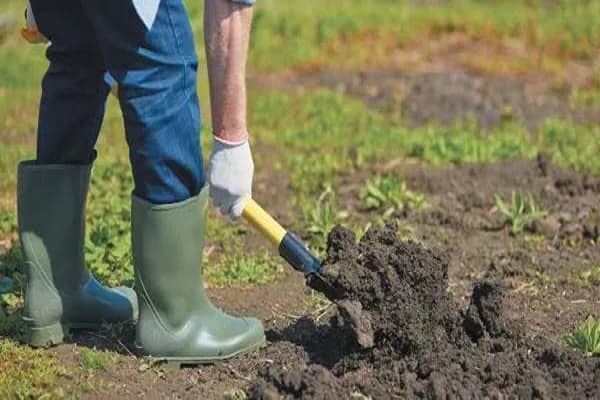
[361, 175, 426, 214]
[85, 162, 134, 287]
[494, 192, 547, 234]
[565, 316, 600, 356]
[0, 209, 16, 237]
[304, 188, 348, 255]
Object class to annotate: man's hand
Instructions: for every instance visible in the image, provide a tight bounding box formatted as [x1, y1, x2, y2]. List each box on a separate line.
[208, 137, 254, 219]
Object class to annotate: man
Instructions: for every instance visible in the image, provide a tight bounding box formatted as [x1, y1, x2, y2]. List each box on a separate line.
[18, 0, 264, 365]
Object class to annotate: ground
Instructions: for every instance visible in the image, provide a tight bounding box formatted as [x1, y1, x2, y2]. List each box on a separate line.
[0, 0, 599, 399]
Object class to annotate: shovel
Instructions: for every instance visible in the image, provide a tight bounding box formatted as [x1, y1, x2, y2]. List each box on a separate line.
[241, 198, 322, 275]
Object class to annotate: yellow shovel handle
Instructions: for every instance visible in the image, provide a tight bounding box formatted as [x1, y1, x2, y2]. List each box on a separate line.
[241, 198, 321, 274]
[241, 198, 286, 247]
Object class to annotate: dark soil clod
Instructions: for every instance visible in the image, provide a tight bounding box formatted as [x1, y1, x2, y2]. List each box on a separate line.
[463, 281, 511, 341]
[249, 225, 600, 399]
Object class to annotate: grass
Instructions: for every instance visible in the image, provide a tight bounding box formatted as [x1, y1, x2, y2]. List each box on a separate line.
[80, 348, 117, 371]
[0, 339, 71, 399]
[0, 339, 113, 398]
[242, 0, 600, 71]
[494, 192, 547, 235]
[252, 91, 600, 185]
[206, 252, 283, 287]
[565, 316, 600, 356]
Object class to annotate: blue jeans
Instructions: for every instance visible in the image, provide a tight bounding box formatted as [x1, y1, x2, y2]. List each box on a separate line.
[30, 0, 204, 204]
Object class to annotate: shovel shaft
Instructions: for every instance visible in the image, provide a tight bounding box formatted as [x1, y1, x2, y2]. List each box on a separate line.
[242, 198, 321, 275]
[241, 198, 286, 246]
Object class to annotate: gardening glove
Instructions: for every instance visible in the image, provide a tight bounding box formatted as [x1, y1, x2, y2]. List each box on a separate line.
[208, 136, 254, 220]
[21, 0, 48, 44]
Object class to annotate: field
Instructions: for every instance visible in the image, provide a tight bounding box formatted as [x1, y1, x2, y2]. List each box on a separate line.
[1, 0, 599, 398]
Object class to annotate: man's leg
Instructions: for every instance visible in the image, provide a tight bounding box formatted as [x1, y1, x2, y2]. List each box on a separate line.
[29, 0, 108, 163]
[81, 0, 204, 204]
[81, 0, 264, 364]
[18, 0, 137, 347]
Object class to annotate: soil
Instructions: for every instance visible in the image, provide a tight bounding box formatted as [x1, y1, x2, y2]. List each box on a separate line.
[1, 149, 596, 400]
[2, 155, 598, 399]
[248, 225, 600, 399]
[252, 69, 600, 131]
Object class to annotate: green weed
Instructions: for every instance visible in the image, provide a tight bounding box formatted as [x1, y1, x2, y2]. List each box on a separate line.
[290, 153, 340, 196]
[579, 264, 600, 286]
[0, 209, 16, 238]
[361, 175, 426, 214]
[565, 316, 600, 356]
[539, 119, 600, 173]
[494, 192, 547, 235]
[304, 188, 348, 255]
[206, 253, 283, 287]
[85, 161, 134, 287]
[80, 348, 116, 371]
[522, 234, 547, 251]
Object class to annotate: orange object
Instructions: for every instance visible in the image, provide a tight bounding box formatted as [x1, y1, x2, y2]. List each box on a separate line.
[21, 27, 47, 44]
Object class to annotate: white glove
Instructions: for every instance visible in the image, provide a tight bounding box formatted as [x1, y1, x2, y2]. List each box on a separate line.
[208, 137, 254, 220]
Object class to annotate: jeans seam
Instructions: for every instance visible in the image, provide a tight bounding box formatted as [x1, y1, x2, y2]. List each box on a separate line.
[164, 0, 202, 198]
[164, 1, 188, 91]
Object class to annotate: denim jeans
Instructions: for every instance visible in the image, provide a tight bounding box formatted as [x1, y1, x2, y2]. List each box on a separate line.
[30, 0, 204, 204]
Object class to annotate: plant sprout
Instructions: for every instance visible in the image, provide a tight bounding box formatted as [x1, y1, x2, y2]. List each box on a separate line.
[361, 175, 426, 215]
[565, 316, 600, 356]
[494, 192, 547, 235]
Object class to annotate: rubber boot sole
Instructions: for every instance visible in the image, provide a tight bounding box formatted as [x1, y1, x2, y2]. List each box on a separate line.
[24, 320, 133, 347]
[141, 337, 266, 368]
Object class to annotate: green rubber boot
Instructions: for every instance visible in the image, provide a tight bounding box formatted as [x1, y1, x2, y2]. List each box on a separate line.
[17, 161, 138, 347]
[132, 188, 265, 365]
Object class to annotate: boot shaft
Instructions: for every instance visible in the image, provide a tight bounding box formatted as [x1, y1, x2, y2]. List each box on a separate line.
[132, 188, 211, 331]
[18, 161, 91, 293]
